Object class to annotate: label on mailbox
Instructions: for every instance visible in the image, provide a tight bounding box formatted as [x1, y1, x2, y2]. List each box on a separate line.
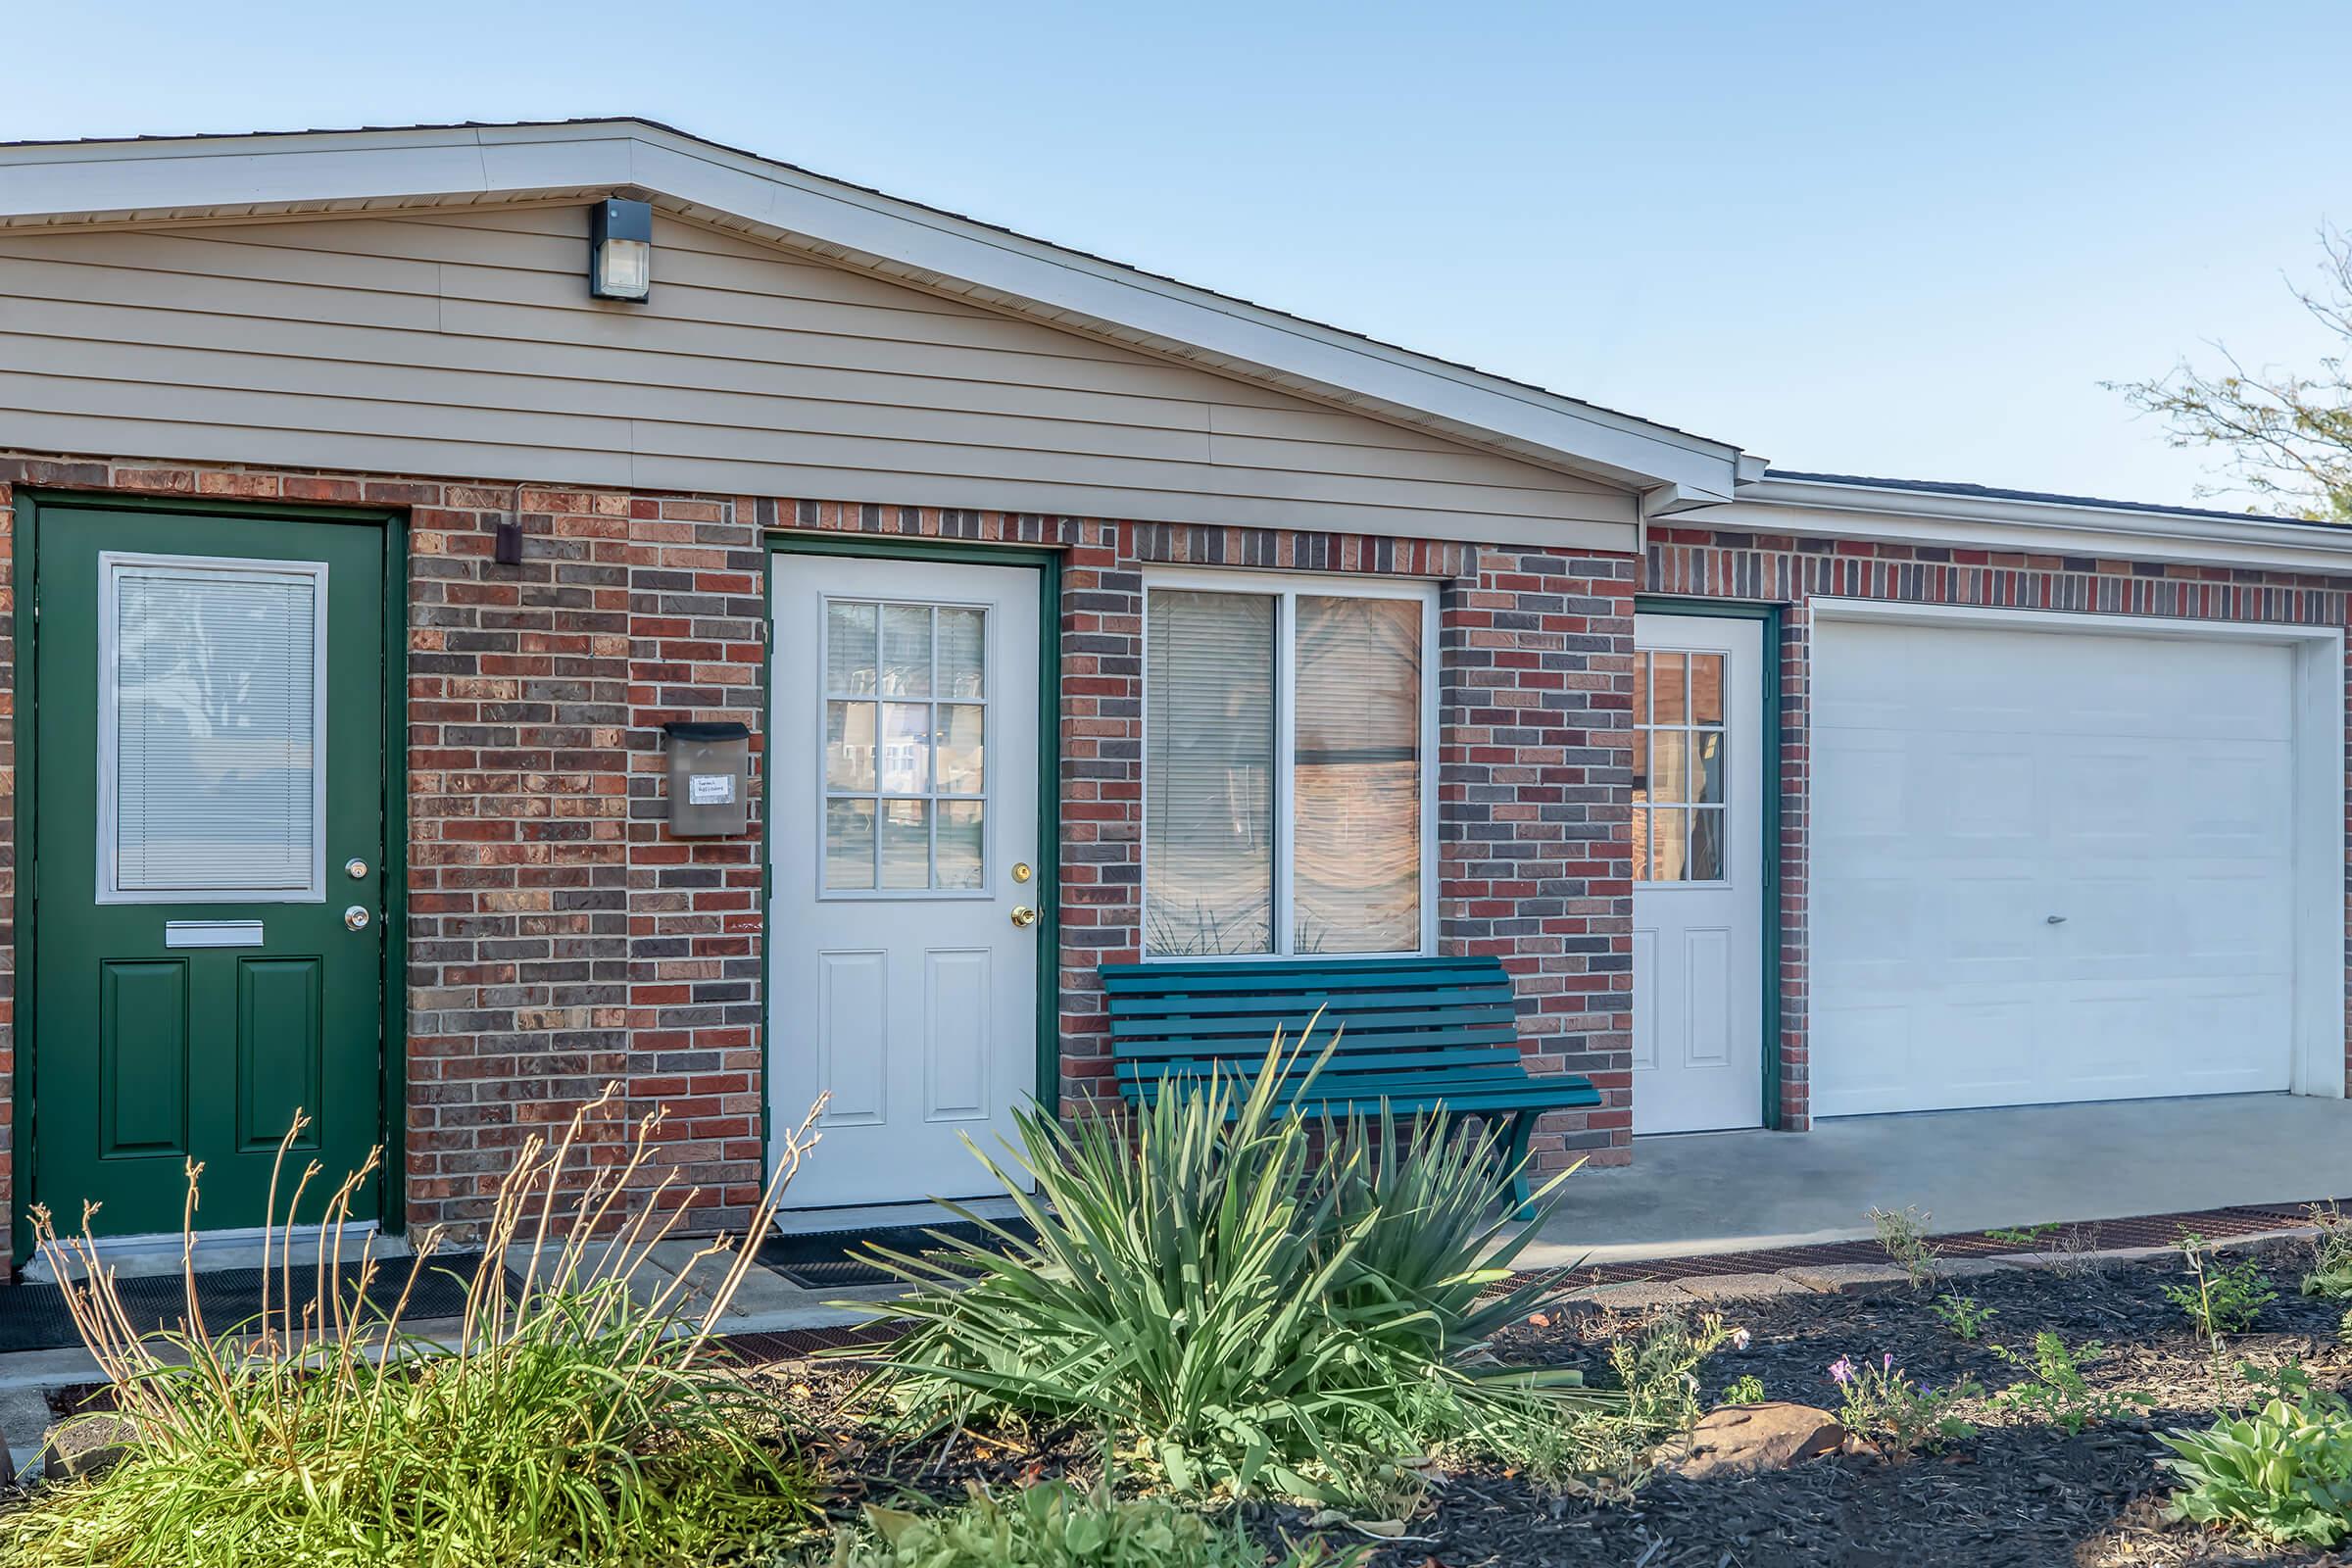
[688, 773, 736, 806]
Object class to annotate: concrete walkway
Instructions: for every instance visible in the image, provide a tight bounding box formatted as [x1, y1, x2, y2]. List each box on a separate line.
[1521, 1092, 2352, 1269]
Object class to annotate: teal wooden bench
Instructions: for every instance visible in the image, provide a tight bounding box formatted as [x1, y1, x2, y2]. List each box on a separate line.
[1100, 955, 1600, 1217]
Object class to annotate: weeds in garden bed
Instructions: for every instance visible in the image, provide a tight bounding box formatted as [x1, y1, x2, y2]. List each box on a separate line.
[1827, 1353, 1980, 1456]
[2302, 1202, 2352, 1299]
[1989, 1332, 2150, 1434]
[858, 1029, 1613, 1503]
[1928, 1292, 1995, 1342]
[0, 1089, 823, 1568]
[2167, 1233, 2277, 1340]
[1868, 1205, 1941, 1288]
[818, 1477, 1361, 1568]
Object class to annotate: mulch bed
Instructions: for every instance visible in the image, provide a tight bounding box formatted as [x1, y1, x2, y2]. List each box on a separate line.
[1417, 1238, 2350, 1567]
[744, 1236, 2352, 1567]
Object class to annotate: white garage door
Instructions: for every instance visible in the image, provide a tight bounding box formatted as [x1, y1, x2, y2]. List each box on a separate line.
[1811, 616, 2297, 1117]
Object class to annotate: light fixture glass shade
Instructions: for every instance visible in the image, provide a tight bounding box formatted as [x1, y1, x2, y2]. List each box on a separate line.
[596, 237, 651, 299]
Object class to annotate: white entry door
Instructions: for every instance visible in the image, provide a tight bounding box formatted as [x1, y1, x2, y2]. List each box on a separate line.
[1632, 613, 1766, 1134]
[770, 552, 1042, 1208]
[1810, 614, 2297, 1116]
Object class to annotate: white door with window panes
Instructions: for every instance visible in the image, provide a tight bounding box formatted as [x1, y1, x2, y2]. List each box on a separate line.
[769, 553, 1040, 1208]
[1142, 576, 1437, 960]
[1631, 613, 1765, 1133]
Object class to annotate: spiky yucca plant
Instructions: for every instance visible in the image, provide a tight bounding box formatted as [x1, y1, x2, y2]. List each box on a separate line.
[858, 1028, 1602, 1501]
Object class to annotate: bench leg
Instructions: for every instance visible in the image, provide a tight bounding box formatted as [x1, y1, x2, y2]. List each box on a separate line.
[1503, 1110, 1538, 1221]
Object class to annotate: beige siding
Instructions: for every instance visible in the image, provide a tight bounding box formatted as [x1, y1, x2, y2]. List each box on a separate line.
[0, 206, 1635, 543]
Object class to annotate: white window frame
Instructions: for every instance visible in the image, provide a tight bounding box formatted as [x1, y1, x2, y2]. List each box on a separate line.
[1141, 569, 1441, 961]
[96, 550, 330, 906]
[1631, 642, 1734, 889]
[813, 591, 999, 901]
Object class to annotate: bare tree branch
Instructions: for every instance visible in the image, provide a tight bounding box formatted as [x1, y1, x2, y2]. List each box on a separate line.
[2107, 226, 2352, 521]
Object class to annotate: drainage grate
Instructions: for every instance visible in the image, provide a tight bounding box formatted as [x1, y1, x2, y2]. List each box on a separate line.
[720, 1322, 900, 1361]
[757, 1218, 1036, 1290]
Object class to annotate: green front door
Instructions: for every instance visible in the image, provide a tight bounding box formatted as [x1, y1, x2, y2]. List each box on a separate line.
[31, 502, 387, 1242]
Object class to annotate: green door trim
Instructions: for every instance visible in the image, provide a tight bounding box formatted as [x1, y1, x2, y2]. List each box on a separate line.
[10, 490, 409, 1262]
[761, 533, 1065, 1171]
[1634, 595, 1786, 1130]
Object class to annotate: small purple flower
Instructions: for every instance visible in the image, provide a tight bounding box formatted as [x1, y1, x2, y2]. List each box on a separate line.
[1884, 1352, 1895, 1373]
[1829, 1356, 1854, 1386]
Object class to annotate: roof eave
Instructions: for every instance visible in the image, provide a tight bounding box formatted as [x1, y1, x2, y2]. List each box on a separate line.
[1690, 473, 2352, 573]
[0, 119, 1749, 500]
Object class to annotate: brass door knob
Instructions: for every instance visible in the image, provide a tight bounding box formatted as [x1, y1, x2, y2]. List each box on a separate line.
[1009, 905, 1038, 929]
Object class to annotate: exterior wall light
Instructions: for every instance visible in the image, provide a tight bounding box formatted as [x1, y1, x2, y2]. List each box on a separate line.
[590, 198, 654, 301]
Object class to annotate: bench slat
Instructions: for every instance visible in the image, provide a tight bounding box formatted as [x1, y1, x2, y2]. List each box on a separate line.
[1127, 1083, 1605, 1113]
[1109, 1025, 1518, 1058]
[1106, 956, 1595, 1135]
[1110, 1005, 1517, 1041]
[1101, 956, 1492, 981]
[1100, 962, 1506, 998]
[1107, 984, 1512, 1019]
[1118, 1050, 1530, 1083]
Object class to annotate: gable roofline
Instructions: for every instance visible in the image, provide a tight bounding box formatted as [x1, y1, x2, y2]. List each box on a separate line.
[0, 118, 1751, 506]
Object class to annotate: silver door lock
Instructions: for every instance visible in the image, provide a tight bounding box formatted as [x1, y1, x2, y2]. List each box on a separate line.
[345, 858, 369, 879]
[344, 906, 371, 932]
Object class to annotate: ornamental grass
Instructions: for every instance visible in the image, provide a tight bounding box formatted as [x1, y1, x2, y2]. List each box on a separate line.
[0, 1087, 823, 1568]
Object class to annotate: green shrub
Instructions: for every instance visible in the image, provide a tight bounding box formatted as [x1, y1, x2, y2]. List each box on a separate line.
[1, 1089, 821, 1568]
[817, 1481, 1360, 1568]
[1989, 1333, 2150, 1434]
[861, 1030, 1606, 1501]
[2164, 1364, 2352, 1546]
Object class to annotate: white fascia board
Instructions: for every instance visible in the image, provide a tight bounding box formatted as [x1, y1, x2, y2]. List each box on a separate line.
[0, 121, 1745, 500]
[1690, 476, 2352, 574]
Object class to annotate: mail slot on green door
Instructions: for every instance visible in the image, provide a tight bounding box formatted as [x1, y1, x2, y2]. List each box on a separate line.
[663, 721, 753, 836]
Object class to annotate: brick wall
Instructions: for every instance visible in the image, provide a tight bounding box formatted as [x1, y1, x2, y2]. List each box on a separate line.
[1442, 548, 1640, 1168]
[0, 455, 770, 1246]
[0, 450, 1647, 1258]
[1645, 523, 2352, 1125]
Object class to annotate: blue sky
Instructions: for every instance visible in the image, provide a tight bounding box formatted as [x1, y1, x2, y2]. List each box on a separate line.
[5, 1, 2346, 509]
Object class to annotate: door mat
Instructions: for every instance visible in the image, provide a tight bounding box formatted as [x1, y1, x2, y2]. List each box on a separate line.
[0, 1254, 485, 1356]
[758, 1218, 1038, 1289]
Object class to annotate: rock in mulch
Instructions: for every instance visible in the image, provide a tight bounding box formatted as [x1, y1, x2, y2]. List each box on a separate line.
[37, 1412, 139, 1483]
[1661, 1400, 1843, 1479]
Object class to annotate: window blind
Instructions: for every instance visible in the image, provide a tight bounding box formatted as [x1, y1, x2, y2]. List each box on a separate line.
[1145, 590, 1273, 956]
[1295, 596, 1420, 953]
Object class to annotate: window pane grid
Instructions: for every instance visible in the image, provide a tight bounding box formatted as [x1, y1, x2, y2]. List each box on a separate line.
[1145, 585, 1427, 959]
[821, 599, 987, 892]
[1633, 649, 1728, 884]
